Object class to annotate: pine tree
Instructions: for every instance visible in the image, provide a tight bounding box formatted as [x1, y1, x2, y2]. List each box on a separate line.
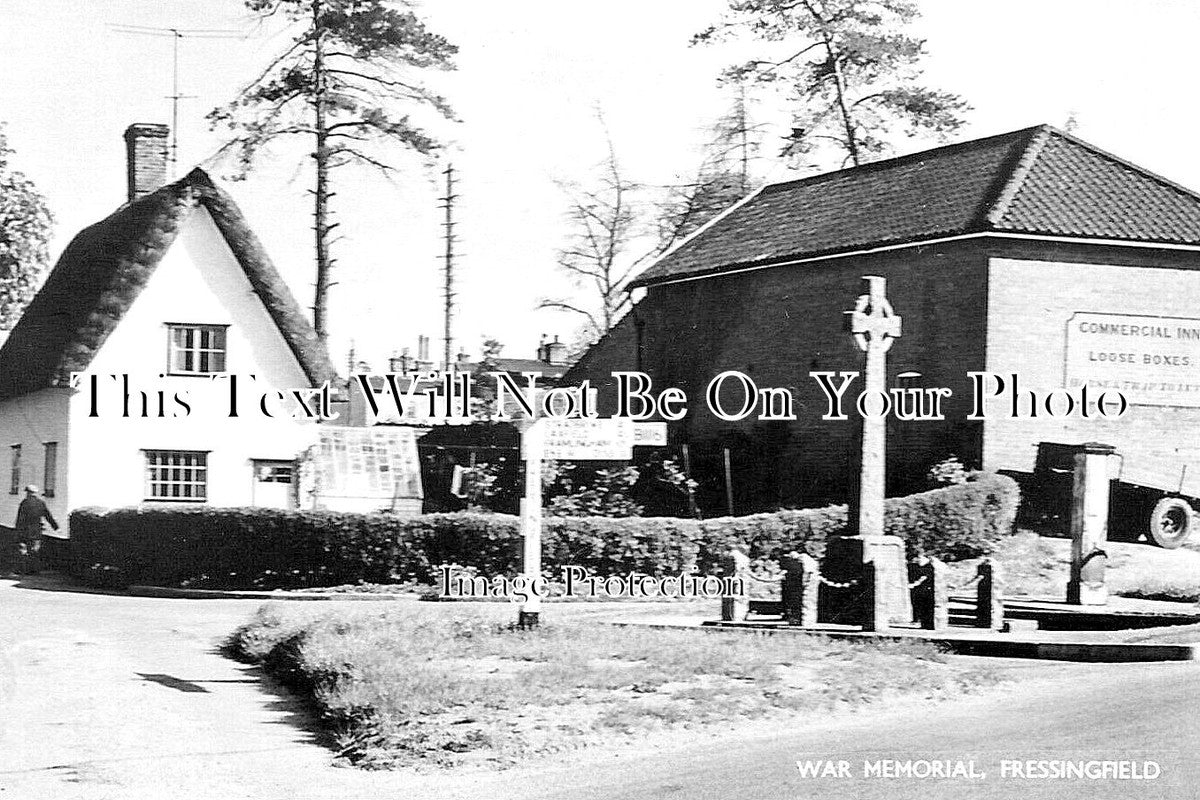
[210, 0, 458, 344]
[657, 83, 766, 252]
[695, 0, 968, 168]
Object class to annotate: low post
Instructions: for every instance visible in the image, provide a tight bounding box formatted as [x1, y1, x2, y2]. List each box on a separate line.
[861, 560, 889, 632]
[720, 548, 750, 622]
[911, 557, 948, 631]
[976, 559, 1004, 630]
[782, 552, 820, 627]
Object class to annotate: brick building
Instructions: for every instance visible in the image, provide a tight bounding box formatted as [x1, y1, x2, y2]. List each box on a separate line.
[566, 125, 1200, 517]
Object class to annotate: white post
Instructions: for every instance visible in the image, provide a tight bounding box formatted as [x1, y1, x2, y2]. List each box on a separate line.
[1068, 442, 1114, 605]
[519, 420, 543, 627]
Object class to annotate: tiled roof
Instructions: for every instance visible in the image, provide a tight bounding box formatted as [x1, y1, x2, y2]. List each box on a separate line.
[0, 169, 337, 399]
[631, 125, 1200, 287]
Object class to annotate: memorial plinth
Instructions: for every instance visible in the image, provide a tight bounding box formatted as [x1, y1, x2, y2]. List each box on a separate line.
[819, 534, 913, 626]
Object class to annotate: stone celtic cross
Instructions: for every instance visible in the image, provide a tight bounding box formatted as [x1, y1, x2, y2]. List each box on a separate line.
[846, 276, 902, 354]
[843, 275, 902, 538]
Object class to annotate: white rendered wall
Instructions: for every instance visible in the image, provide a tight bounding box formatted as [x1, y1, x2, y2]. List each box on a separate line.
[66, 206, 320, 513]
[0, 389, 70, 533]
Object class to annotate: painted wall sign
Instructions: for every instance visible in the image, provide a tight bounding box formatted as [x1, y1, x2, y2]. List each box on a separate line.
[1065, 312, 1200, 407]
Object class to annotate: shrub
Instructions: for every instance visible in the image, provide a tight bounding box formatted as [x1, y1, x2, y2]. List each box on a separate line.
[458, 462, 502, 511]
[884, 471, 1021, 561]
[926, 455, 969, 487]
[68, 473, 1019, 589]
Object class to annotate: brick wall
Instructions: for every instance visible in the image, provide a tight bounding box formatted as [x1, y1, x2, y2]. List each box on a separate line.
[983, 246, 1200, 498]
[570, 236, 1200, 512]
[571, 240, 992, 510]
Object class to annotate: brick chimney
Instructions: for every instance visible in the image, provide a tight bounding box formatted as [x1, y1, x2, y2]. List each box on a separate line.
[123, 123, 169, 202]
[540, 335, 568, 366]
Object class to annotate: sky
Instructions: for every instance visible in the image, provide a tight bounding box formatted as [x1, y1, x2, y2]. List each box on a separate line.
[2, 0, 1200, 373]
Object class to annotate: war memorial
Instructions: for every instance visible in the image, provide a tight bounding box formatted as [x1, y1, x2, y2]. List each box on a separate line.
[567, 125, 1200, 550]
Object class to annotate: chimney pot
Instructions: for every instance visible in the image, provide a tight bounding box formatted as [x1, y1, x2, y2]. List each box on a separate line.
[123, 123, 170, 202]
[543, 334, 569, 366]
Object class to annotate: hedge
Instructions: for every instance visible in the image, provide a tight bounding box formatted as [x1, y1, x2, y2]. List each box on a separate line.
[68, 472, 1019, 589]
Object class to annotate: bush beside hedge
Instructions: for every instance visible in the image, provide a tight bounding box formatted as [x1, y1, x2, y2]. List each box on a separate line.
[69, 473, 1019, 589]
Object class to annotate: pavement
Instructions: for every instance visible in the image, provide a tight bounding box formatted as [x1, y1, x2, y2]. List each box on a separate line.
[3, 573, 1200, 799]
[0, 574, 413, 800]
[608, 590, 1200, 662]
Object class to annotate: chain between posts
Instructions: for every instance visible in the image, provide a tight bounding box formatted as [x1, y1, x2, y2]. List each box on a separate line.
[744, 568, 784, 584]
[817, 575, 859, 589]
[745, 565, 859, 589]
[751, 567, 932, 590]
[949, 573, 982, 592]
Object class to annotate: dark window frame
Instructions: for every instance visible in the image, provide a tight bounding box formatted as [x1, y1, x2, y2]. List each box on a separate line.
[165, 323, 229, 376]
[43, 442, 57, 498]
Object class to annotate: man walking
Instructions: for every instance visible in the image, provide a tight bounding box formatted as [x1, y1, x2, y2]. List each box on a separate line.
[15, 485, 58, 574]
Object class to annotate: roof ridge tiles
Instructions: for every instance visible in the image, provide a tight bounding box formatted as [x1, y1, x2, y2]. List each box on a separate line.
[628, 124, 1200, 289]
[758, 124, 1047, 195]
[1037, 126, 1200, 207]
[981, 124, 1053, 227]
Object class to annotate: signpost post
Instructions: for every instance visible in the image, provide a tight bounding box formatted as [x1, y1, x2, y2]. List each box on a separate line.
[517, 417, 637, 627]
[518, 418, 544, 628]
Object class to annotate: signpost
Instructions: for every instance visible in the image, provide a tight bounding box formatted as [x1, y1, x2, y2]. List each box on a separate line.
[633, 421, 668, 446]
[516, 417, 639, 627]
[540, 418, 634, 460]
[518, 418, 544, 628]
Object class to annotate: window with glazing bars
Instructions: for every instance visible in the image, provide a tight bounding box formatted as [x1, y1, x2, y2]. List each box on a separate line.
[168, 325, 227, 374]
[145, 450, 208, 501]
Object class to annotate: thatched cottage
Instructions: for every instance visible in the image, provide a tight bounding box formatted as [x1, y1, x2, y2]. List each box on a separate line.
[0, 124, 337, 532]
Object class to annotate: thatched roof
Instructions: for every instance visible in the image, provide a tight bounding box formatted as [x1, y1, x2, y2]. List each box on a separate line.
[0, 168, 337, 399]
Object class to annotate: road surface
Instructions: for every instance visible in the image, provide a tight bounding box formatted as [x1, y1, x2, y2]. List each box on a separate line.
[0, 575, 1196, 799]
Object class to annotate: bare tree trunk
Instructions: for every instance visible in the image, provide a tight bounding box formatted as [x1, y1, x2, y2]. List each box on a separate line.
[827, 44, 859, 167]
[737, 82, 750, 193]
[311, 0, 331, 344]
[802, 1, 860, 167]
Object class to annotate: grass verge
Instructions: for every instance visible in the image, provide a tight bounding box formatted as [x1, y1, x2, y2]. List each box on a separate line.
[230, 603, 1000, 770]
[946, 530, 1200, 601]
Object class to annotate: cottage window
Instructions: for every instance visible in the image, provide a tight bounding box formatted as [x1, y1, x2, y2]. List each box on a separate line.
[145, 450, 208, 501]
[43, 442, 57, 498]
[9, 445, 19, 495]
[255, 462, 294, 483]
[168, 325, 227, 374]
